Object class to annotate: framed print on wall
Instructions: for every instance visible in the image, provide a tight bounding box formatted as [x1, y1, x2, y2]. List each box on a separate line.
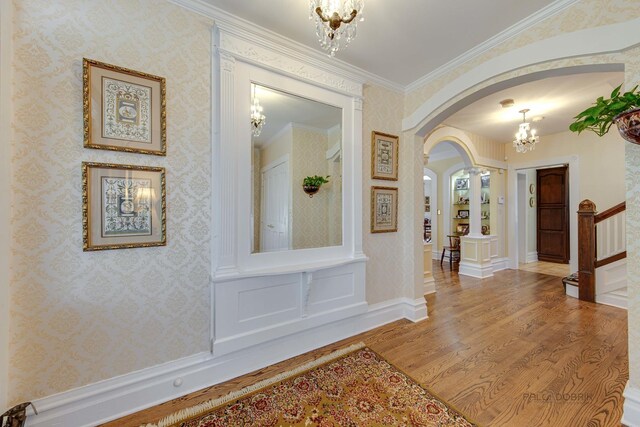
[371, 131, 399, 180]
[83, 162, 166, 251]
[83, 58, 166, 155]
[371, 186, 398, 233]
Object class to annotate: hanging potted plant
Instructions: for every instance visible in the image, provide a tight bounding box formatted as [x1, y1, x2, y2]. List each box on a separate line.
[302, 175, 330, 197]
[569, 83, 640, 144]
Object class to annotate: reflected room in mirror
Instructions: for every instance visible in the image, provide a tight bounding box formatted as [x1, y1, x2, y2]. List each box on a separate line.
[250, 83, 343, 253]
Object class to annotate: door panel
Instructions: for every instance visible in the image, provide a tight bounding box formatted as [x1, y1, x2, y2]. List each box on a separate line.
[261, 160, 290, 252]
[537, 166, 569, 264]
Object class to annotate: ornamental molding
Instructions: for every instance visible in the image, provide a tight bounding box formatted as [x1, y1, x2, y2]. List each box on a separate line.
[217, 30, 363, 98]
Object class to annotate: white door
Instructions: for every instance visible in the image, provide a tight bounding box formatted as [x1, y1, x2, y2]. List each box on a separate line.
[261, 159, 290, 252]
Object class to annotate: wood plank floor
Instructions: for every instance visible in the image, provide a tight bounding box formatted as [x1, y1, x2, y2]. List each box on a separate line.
[518, 260, 571, 278]
[104, 263, 628, 427]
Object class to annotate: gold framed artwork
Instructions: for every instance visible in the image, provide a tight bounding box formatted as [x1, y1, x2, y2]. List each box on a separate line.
[83, 162, 166, 251]
[83, 58, 167, 155]
[371, 186, 398, 233]
[371, 131, 399, 181]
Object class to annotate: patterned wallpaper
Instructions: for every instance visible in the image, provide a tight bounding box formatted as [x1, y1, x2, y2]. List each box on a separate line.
[9, 0, 212, 403]
[362, 85, 408, 304]
[291, 126, 332, 250]
[625, 45, 640, 389]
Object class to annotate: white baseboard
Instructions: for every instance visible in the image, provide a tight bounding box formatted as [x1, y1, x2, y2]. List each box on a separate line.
[400, 297, 428, 322]
[491, 257, 509, 272]
[623, 382, 640, 426]
[596, 292, 628, 310]
[459, 261, 494, 279]
[25, 298, 425, 427]
[423, 277, 436, 295]
[565, 283, 578, 299]
[525, 251, 538, 264]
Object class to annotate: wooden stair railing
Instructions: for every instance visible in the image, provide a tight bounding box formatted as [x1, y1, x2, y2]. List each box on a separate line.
[576, 200, 626, 302]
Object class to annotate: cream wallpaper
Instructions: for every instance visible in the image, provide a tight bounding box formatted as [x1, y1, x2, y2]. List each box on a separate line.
[624, 45, 640, 389]
[291, 126, 332, 250]
[362, 84, 411, 304]
[9, 0, 212, 403]
[506, 130, 626, 211]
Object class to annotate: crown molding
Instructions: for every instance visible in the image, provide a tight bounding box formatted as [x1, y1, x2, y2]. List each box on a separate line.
[167, 0, 403, 94]
[404, 0, 581, 94]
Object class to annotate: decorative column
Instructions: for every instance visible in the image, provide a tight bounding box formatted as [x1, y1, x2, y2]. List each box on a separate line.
[459, 167, 494, 278]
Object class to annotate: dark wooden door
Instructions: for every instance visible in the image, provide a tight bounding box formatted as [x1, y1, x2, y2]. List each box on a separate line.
[537, 166, 569, 264]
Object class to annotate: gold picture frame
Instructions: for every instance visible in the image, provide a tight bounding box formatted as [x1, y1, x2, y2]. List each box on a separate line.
[82, 162, 166, 251]
[83, 58, 167, 155]
[371, 186, 398, 233]
[371, 131, 399, 181]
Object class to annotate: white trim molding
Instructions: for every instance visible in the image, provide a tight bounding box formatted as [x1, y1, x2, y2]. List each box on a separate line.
[0, 0, 14, 410]
[168, 0, 404, 93]
[24, 298, 424, 427]
[623, 382, 640, 427]
[403, 17, 640, 132]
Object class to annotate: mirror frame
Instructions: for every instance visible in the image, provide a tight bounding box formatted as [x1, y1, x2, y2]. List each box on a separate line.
[213, 52, 364, 278]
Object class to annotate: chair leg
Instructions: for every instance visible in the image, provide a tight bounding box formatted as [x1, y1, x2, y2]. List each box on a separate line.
[441, 248, 445, 265]
[449, 249, 453, 267]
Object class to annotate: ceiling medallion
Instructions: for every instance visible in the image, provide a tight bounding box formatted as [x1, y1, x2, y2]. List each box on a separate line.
[513, 109, 539, 153]
[309, 0, 364, 57]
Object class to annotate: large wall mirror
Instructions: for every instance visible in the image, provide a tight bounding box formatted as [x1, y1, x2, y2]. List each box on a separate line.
[251, 84, 343, 253]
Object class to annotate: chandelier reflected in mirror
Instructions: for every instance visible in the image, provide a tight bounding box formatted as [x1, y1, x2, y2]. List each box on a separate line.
[309, 0, 364, 57]
[250, 84, 265, 137]
[513, 109, 539, 153]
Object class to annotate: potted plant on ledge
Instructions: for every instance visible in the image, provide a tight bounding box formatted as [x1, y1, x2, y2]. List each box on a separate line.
[569, 83, 640, 144]
[302, 175, 330, 198]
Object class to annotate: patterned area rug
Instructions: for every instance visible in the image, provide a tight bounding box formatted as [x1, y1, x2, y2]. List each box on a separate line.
[143, 343, 476, 427]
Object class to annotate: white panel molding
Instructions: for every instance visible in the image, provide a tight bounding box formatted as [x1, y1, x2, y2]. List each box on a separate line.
[24, 298, 421, 427]
[565, 282, 578, 299]
[168, 0, 403, 93]
[403, 17, 640, 132]
[623, 382, 640, 427]
[404, 0, 580, 93]
[0, 0, 13, 410]
[459, 236, 494, 279]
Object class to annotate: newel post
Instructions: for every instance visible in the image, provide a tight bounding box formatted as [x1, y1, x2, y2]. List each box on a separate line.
[577, 199, 597, 302]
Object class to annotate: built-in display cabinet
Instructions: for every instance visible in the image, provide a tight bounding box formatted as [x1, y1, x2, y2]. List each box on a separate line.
[451, 169, 491, 236]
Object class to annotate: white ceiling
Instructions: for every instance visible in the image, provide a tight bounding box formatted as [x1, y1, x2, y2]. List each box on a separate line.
[206, 0, 560, 86]
[207, 1, 621, 144]
[444, 71, 623, 142]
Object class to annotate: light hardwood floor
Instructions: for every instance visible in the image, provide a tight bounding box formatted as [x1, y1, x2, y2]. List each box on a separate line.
[104, 263, 627, 426]
[518, 260, 571, 278]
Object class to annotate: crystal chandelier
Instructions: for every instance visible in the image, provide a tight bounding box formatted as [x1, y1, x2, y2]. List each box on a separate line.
[309, 0, 364, 57]
[250, 84, 265, 137]
[513, 109, 539, 153]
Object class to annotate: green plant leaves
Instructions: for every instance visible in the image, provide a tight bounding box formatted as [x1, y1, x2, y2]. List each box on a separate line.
[569, 83, 640, 136]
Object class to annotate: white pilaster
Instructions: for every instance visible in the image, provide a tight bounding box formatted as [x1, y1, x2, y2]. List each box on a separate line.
[0, 0, 13, 410]
[353, 97, 364, 257]
[467, 167, 483, 237]
[215, 51, 239, 276]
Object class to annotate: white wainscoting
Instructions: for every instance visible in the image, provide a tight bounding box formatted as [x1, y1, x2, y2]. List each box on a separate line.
[212, 261, 367, 356]
[24, 295, 425, 427]
[595, 258, 627, 309]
